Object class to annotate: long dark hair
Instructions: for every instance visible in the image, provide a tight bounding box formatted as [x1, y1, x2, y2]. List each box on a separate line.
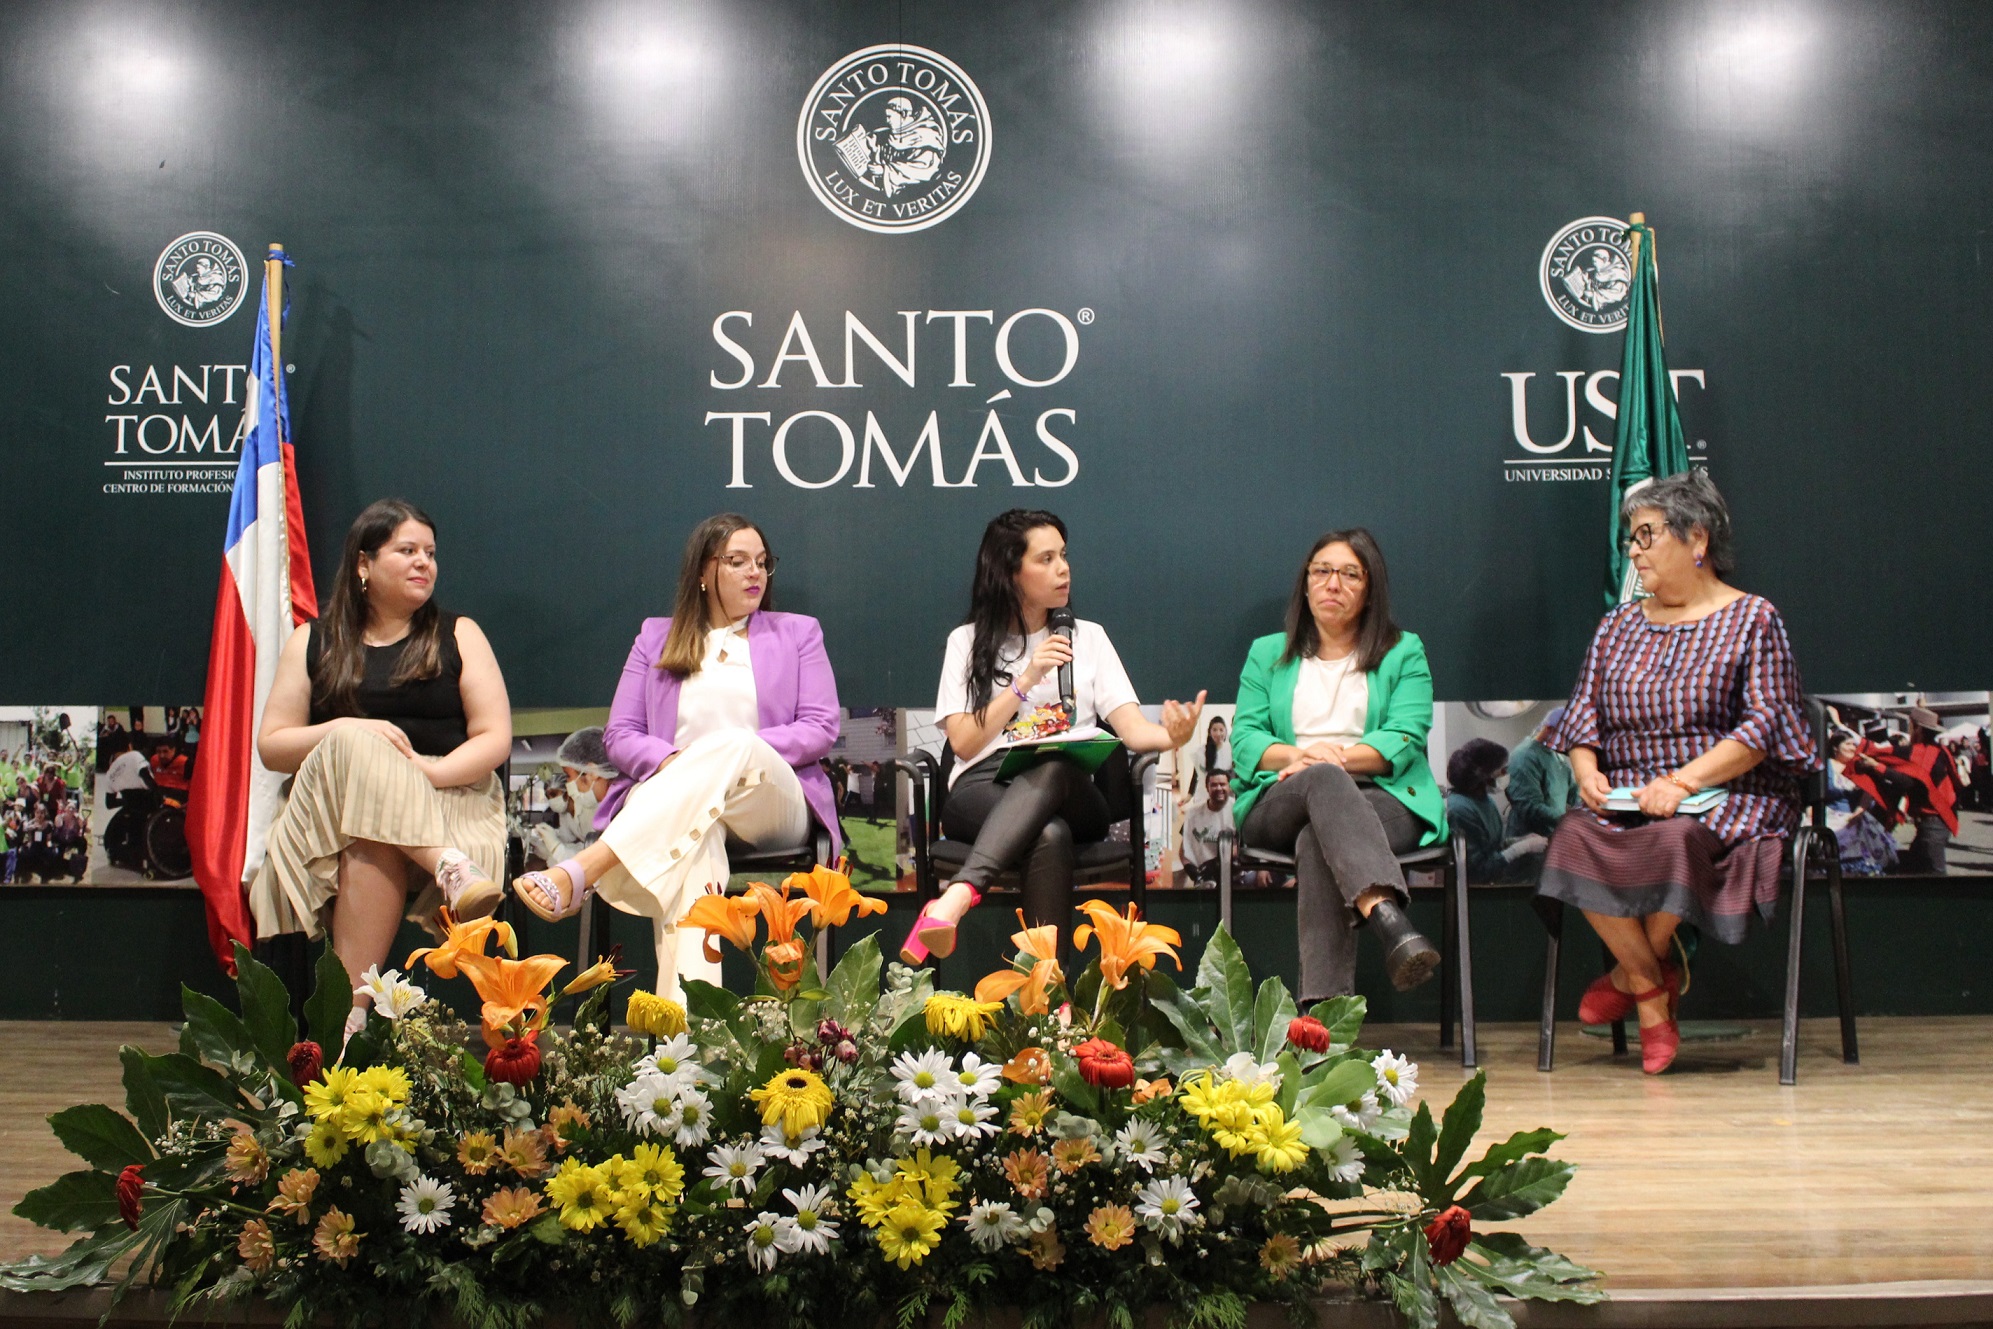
[314, 499, 446, 717]
[963, 509, 1067, 719]
[1280, 527, 1402, 671]
[657, 513, 773, 676]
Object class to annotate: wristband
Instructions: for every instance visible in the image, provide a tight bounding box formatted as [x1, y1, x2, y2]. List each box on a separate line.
[1010, 681, 1029, 703]
[1663, 772, 1698, 794]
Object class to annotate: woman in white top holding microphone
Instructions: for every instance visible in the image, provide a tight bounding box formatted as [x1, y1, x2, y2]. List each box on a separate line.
[903, 509, 1206, 966]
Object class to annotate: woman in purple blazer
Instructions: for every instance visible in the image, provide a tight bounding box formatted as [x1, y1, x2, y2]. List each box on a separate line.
[511, 513, 840, 997]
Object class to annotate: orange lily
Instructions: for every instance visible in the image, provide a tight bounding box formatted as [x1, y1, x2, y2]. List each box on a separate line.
[455, 951, 568, 1043]
[561, 958, 618, 996]
[790, 861, 888, 930]
[678, 890, 761, 963]
[749, 882, 815, 991]
[974, 911, 1064, 1015]
[407, 911, 517, 979]
[1073, 900, 1182, 991]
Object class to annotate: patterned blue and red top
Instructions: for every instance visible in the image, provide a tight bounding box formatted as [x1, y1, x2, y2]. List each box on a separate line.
[1549, 594, 1817, 849]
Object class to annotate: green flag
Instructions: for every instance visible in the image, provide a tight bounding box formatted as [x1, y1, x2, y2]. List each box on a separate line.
[1604, 213, 1690, 606]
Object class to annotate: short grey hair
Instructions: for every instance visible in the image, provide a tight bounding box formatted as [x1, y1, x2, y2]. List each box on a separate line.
[555, 726, 613, 777]
[1621, 470, 1734, 575]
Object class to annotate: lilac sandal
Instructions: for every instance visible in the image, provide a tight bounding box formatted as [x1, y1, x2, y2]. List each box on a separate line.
[511, 859, 591, 923]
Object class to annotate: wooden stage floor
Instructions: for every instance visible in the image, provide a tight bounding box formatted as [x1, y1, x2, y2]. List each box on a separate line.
[3, 1016, 1991, 1291]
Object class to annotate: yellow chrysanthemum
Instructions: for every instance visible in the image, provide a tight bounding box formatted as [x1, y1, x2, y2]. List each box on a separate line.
[545, 1159, 617, 1232]
[336, 1092, 393, 1145]
[617, 1196, 674, 1247]
[1008, 1089, 1054, 1136]
[897, 1148, 961, 1205]
[749, 1066, 834, 1136]
[1085, 1203, 1137, 1251]
[874, 1201, 946, 1269]
[1252, 1104, 1308, 1174]
[923, 993, 1003, 1042]
[625, 990, 687, 1039]
[302, 1067, 365, 1122]
[458, 1131, 499, 1175]
[303, 1117, 348, 1167]
[355, 1064, 411, 1105]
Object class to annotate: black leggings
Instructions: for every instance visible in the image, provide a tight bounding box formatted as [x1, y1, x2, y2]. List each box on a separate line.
[941, 756, 1111, 927]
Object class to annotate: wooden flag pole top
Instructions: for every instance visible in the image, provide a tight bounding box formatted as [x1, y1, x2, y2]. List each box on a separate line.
[265, 243, 284, 434]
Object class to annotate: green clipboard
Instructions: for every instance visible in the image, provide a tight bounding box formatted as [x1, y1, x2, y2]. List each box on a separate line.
[994, 735, 1123, 781]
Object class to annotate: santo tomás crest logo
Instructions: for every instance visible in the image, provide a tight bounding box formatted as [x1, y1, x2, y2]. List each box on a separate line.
[1539, 216, 1632, 333]
[153, 232, 248, 327]
[797, 45, 991, 234]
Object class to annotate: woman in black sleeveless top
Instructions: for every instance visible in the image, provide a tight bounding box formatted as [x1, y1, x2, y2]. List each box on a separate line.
[252, 500, 512, 1040]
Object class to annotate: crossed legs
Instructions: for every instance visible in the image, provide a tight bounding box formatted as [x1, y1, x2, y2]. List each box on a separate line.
[1583, 909, 1682, 1030]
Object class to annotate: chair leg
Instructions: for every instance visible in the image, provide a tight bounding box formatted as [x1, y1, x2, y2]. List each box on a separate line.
[1452, 849, 1476, 1069]
[1437, 867, 1457, 1052]
[1537, 898, 1563, 1072]
[1780, 829, 1811, 1086]
[1827, 853, 1858, 1065]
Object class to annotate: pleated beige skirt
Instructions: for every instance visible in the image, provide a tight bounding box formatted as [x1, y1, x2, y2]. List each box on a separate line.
[248, 724, 506, 942]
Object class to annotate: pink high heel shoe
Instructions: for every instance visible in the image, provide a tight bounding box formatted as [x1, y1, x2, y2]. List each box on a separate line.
[899, 886, 982, 966]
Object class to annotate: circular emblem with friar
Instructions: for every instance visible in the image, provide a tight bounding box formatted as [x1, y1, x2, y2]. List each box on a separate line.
[153, 231, 248, 327]
[797, 45, 991, 234]
[1539, 216, 1632, 333]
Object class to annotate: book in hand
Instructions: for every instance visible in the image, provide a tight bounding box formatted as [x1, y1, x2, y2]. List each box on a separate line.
[1603, 784, 1728, 816]
[994, 725, 1123, 781]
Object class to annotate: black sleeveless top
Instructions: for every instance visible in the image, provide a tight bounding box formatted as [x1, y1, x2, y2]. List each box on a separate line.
[306, 613, 469, 757]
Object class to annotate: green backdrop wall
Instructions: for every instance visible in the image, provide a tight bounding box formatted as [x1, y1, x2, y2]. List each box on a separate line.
[2, 0, 1988, 709]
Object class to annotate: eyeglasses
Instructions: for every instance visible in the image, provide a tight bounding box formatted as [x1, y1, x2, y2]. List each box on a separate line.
[1624, 523, 1667, 552]
[716, 553, 777, 574]
[1306, 564, 1366, 586]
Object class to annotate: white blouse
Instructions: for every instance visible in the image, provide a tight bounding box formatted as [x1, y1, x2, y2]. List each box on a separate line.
[933, 618, 1140, 786]
[1291, 653, 1368, 747]
[673, 617, 759, 747]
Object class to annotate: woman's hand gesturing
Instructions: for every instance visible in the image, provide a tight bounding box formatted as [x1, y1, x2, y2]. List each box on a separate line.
[1159, 692, 1209, 749]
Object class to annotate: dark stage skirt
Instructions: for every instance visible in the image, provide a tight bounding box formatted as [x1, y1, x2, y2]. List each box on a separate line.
[1536, 810, 1785, 945]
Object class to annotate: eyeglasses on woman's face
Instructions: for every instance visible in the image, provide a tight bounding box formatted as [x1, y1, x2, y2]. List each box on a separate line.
[1306, 563, 1365, 587]
[1624, 522, 1670, 552]
[715, 552, 777, 574]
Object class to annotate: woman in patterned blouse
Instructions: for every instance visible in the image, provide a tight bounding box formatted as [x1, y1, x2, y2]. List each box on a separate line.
[1537, 472, 1816, 1074]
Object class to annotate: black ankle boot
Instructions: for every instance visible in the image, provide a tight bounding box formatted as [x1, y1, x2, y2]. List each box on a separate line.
[1367, 900, 1441, 992]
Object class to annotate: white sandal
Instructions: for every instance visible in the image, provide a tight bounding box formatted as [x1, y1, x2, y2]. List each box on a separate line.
[436, 849, 503, 919]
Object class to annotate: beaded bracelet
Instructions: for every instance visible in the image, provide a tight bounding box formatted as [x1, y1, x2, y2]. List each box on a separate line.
[1663, 772, 1698, 794]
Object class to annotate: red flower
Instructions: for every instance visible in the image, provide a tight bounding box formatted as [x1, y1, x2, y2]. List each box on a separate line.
[485, 1030, 543, 1085]
[1073, 1038, 1135, 1090]
[1286, 1016, 1332, 1053]
[1424, 1205, 1472, 1266]
[115, 1164, 145, 1231]
[287, 1040, 323, 1087]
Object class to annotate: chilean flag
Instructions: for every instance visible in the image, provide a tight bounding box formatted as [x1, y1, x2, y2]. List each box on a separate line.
[187, 246, 317, 971]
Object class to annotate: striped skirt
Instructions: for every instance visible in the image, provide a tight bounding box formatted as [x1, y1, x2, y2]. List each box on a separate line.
[248, 724, 505, 942]
[1535, 809, 1785, 945]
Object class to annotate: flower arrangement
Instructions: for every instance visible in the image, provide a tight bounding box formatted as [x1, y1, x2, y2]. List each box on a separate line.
[1, 868, 1602, 1329]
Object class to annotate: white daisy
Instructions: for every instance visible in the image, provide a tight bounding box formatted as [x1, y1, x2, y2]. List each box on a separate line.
[890, 1048, 959, 1106]
[782, 1184, 839, 1254]
[615, 1073, 678, 1136]
[948, 1099, 1001, 1139]
[395, 1176, 455, 1234]
[635, 1035, 705, 1089]
[895, 1102, 955, 1147]
[1322, 1135, 1365, 1184]
[1370, 1051, 1419, 1107]
[745, 1211, 794, 1271]
[669, 1088, 714, 1147]
[355, 966, 426, 1022]
[1220, 1051, 1282, 1088]
[949, 1052, 1003, 1101]
[1133, 1176, 1202, 1240]
[1114, 1118, 1167, 1172]
[1330, 1089, 1383, 1133]
[703, 1142, 766, 1196]
[962, 1200, 1028, 1252]
[761, 1122, 825, 1166]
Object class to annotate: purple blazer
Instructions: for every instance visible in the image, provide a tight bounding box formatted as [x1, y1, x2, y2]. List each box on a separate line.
[595, 611, 843, 855]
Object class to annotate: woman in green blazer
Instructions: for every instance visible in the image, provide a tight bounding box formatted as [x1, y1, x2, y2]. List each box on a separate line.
[1231, 529, 1446, 1003]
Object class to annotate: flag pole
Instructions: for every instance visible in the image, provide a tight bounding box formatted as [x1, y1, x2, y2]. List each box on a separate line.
[265, 244, 285, 439]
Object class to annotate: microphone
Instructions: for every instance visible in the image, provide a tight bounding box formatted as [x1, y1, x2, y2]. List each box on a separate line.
[1046, 607, 1077, 714]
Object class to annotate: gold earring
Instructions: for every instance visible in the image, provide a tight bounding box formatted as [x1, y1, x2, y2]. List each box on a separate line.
[359, 573, 369, 591]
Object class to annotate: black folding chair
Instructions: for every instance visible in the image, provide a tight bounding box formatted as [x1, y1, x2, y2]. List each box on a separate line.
[1215, 826, 1477, 1067]
[1535, 696, 1858, 1084]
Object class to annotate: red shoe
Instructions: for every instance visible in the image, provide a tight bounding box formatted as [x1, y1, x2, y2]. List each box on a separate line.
[1577, 964, 1677, 1026]
[1632, 985, 1680, 1074]
[899, 887, 981, 966]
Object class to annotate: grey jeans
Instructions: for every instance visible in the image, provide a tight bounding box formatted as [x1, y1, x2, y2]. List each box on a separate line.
[1240, 762, 1421, 1001]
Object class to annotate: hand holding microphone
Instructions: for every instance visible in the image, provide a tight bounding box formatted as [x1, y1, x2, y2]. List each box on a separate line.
[1046, 607, 1078, 713]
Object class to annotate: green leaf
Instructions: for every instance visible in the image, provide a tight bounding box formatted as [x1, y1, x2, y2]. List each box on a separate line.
[143, 1051, 254, 1120]
[457, 1047, 489, 1094]
[1431, 1071, 1487, 1203]
[1309, 994, 1367, 1053]
[119, 1047, 167, 1140]
[231, 941, 301, 1068]
[1298, 1057, 1377, 1114]
[1456, 1128, 1566, 1184]
[1460, 1232, 1607, 1303]
[887, 1005, 934, 1055]
[1274, 1050, 1302, 1116]
[0, 1225, 144, 1292]
[1144, 971, 1224, 1068]
[683, 978, 740, 1023]
[824, 934, 883, 1031]
[48, 1105, 152, 1171]
[1296, 1107, 1344, 1151]
[572, 979, 613, 1037]
[1458, 1156, 1577, 1221]
[303, 945, 353, 1055]
[527, 1212, 566, 1245]
[1437, 1262, 1515, 1329]
[1382, 1271, 1438, 1329]
[12, 1169, 120, 1232]
[1403, 1100, 1438, 1193]
[178, 988, 259, 1071]
[1191, 927, 1256, 1055]
[1251, 974, 1298, 1064]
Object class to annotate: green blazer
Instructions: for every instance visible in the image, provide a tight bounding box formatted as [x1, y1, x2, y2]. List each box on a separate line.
[1229, 630, 1448, 846]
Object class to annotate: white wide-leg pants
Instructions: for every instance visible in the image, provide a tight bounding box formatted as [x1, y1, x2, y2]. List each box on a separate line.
[595, 728, 809, 1001]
